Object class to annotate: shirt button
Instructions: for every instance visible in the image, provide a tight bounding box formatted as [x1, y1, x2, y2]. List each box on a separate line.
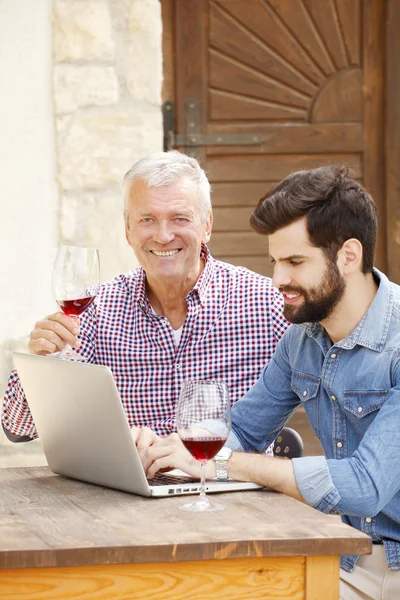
[357, 407, 363, 413]
[331, 395, 336, 401]
[336, 442, 343, 448]
[330, 353, 337, 359]
[175, 363, 181, 370]
[365, 517, 372, 523]
[303, 390, 307, 397]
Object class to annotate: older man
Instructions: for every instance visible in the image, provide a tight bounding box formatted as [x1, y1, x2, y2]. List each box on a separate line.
[2, 150, 288, 441]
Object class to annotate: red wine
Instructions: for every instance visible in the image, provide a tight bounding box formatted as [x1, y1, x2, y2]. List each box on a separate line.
[182, 437, 227, 461]
[57, 295, 95, 317]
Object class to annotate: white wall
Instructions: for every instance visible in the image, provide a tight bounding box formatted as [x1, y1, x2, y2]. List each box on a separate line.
[0, 0, 58, 459]
[0, 0, 163, 465]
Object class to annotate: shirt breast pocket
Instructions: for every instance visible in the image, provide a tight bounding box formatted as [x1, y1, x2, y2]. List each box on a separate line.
[291, 371, 321, 437]
[343, 390, 388, 435]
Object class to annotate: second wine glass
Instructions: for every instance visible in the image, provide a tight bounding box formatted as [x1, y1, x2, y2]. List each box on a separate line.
[176, 380, 231, 512]
[52, 245, 100, 361]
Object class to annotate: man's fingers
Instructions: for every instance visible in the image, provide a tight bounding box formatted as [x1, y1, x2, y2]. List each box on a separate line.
[143, 435, 199, 478]
[28, 313, 80, 356]
[136, 427, 160, 451]
[130, 426, 140, 443]
[147, 456, 178, 479]
[30, 328, 66, 349]
[28, 338, 58, 356]
[140, 443, 168, 473]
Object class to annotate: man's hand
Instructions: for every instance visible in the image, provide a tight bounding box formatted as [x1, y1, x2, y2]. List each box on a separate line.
[28, 313, 81, 355]
[131, 426, 162, 463]
[140, 432, 214, 480]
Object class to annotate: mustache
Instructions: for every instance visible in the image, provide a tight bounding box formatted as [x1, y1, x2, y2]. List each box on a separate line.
[279, 286, 304, 294]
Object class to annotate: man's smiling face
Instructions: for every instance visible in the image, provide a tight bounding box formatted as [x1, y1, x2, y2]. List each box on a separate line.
[269, 218, 346, 324]
[125, 177, 212, 288]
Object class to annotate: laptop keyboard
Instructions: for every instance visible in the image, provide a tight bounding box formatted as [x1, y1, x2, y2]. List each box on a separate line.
[149, 472, 197, 486]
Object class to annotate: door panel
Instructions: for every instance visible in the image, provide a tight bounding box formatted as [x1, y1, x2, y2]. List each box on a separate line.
[207, 154, 362, 182]
[164, 0, 391, 277]
[210, 3, 319, 96]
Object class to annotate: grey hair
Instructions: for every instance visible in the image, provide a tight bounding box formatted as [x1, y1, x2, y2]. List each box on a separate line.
[123, 150, 212, 225]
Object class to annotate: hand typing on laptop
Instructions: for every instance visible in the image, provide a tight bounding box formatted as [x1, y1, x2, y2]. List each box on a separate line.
[133, 427, 217, 481]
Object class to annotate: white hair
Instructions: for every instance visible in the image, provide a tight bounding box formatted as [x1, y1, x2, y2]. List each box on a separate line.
[123, 150, 212, 224]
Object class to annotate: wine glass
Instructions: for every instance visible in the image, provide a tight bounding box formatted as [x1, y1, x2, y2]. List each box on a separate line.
[176, 380, 231, 512]
[52, 245, 100, 361]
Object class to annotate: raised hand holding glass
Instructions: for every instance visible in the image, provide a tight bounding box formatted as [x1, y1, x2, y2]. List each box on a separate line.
[52, 245, 100, 361]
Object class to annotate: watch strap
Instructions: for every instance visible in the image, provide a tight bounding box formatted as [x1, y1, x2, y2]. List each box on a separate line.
[213, 447, 232, 480]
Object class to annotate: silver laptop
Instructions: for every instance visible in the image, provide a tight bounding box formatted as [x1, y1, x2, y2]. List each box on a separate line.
[13, 352, 261, 497]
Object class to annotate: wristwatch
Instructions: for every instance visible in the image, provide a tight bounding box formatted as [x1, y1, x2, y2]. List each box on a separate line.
[213, 446, 232, 480]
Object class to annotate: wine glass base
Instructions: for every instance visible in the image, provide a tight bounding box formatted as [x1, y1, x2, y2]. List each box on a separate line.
[179, 497, 226, 512]
[51, 348, 86, 362]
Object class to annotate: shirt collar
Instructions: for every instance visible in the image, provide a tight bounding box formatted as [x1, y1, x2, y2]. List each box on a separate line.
[135, 244, 214, 312]
[303, 268, 393, 352]
[186, 244, 215, 305]
[136, 268, 149, 311]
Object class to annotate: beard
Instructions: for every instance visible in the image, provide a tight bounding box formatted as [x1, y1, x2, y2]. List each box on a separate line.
[281, 260, 346, 324]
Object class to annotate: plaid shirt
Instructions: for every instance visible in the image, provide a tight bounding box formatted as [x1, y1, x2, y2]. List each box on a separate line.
[2, 247, 288, 438]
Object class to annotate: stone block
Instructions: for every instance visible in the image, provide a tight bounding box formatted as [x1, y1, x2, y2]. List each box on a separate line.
[54, 0, 115, 62]
[126, 0, 162, 105]
[57, 109, 162, 190]
[54, 65, 119, 113]
[59, 191, 139, 280]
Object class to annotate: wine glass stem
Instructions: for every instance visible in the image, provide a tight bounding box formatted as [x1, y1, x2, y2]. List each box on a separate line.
[58, 315, 79, 354]
[199, 461, 207, 499]
[67, 315, 78, 349]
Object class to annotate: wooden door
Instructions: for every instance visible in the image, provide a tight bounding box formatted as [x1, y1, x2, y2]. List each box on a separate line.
[162, 0, 398, 280]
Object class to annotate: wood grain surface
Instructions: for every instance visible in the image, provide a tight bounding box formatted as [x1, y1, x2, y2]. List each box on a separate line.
[0, 467, 370, 570]
[0, 557, 306, 600]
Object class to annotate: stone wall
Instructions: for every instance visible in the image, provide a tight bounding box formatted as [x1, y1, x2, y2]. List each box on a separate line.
[0, 0, 163, 465]
[54, 0, 163, 281]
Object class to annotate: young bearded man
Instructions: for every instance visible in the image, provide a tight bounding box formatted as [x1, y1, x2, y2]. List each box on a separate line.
[137, 166, 400, 600]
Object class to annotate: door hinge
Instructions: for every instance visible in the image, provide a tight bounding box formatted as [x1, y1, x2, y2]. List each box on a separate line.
[163, 99, 264, 159]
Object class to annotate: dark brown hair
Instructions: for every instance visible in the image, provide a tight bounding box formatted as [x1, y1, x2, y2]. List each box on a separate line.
[250, 166, 377, 273]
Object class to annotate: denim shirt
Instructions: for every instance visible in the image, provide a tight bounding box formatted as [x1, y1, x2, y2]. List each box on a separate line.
[229, 269, 400, 571]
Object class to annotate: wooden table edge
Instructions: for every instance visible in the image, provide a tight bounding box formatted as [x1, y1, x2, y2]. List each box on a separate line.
[0, 536, 372, 570]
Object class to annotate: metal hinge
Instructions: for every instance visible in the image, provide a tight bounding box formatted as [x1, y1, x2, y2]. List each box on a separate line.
[163, 99, 264, 158]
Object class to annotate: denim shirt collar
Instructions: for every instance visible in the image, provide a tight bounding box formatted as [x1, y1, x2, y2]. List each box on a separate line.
[303, 268, 393, 352]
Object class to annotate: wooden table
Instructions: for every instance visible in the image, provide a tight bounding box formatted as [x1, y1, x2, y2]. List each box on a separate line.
[0, 467, 371, 600]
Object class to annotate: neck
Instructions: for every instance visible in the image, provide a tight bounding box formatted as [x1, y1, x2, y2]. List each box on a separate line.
[145, 259, 204, 329]
[321, 271, 378, 344]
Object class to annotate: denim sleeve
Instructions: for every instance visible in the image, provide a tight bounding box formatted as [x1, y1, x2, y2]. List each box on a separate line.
[326, 358, 400, 517]
[297, 354, 400, 517]
[292, 456, 342, 513]
[230, 329, 300, 452]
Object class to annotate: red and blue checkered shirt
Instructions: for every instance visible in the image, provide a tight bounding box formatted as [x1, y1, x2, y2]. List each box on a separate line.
[2, 248, 288, 438]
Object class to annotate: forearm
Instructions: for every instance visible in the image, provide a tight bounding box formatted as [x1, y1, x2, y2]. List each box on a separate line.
[206, 451, 305, 503]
